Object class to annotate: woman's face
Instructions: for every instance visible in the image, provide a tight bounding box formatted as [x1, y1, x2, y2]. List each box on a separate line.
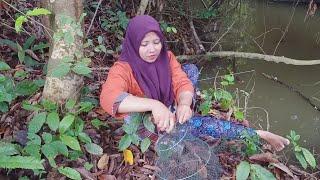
[139, 32, 162, 63]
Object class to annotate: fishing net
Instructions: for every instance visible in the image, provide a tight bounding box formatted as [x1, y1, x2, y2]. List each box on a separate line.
[155, 124, 222, 180]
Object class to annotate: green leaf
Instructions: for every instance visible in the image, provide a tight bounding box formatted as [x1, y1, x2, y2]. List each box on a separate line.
[14, 70, 28, 79]
[27, 133, 42, 145]
[78, 101, 94, 113]
[28, 112, 47, 134]
[41, 99, 57, 111]
[24, 144, 41, 159]
[140, 138, 151, 153]
[51, 141, 69, 157]
[0, 155, 44, 169]
[143, 115, 155, 133]
[0, 39, 18, 49]
[91, 118, 108, 129]
[75, 118, 84, 133]
[295, 152, 308, 169]
[66, 99, 76, 110]
[84, 143, 103, 155]
[236, 161, 250, 180]
[78, 132, 92, 144]
[69, 150, 83, 160]
[23, 35, 36, 50]
[250, 164, 276, 180]
[234, 110, 244, 121]
[84, 162, 93, 171]
[59, 114, 75, 134]
[60, 134, 81, 151]
[15, 16, 28, 33]
[47, 112, 60, 132]
[19, 176, 30, 180]
[224, 74, 234, 83]
[58, 167, 81, 180]
[0, 142, 20, 156]
[171, 27, 177, 33]
[26, 8, 51, 16]
[0, 102, 9, 113]
[32, 42, 49, 51]
[72, 62, 92, 75]
[17, 43, 25, 63]
[15, 80, 39, 96]
[301, 148, 316, 168]
[122, 124, 135, 134]
[0, 61, 11, 71]
[41, 143, 58, 159]
[22, 101, 41, 111]
[97, 36, 103, 44]
[294, 135, 300, 142]
[130, 134, 140, 146]
[51, 63, 71, 78]
[42, 132, 53, 144]
[118, 134, 132, 151]
[34, 79, 45, 87]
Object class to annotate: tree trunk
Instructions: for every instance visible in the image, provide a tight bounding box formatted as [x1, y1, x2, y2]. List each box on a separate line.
[42, 0, 84, 104]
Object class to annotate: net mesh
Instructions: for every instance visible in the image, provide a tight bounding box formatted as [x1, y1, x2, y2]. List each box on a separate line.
[155, 124, 222, 180]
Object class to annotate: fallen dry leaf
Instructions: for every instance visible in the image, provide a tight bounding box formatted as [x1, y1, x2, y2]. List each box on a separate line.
[97, 154, 109, 170]
[98, 174, 116, 180]
[249, 152, 279, 163]
[271, 162, 298, 180]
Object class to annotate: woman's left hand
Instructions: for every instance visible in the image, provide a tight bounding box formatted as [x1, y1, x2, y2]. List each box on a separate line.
[176, 104, 193, 124]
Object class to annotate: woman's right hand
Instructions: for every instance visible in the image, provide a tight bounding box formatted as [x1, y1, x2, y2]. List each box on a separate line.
[151, 101, 175, 133]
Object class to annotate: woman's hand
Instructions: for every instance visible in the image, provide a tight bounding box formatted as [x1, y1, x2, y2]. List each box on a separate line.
[151, 101, 175, 133]
[176, 91, 193, 124]
[176, 104, 192, 124]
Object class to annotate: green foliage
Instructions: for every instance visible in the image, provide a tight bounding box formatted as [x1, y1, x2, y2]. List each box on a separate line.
[287, 130, 317, 169]
[3, 99, 102, 179]
[28, 112, 47, 134]
[84, 162, 93, 171]
[0, 63, 42, 112]
[91, 118, 109, 129]
[140, 138, 151, 153]
[0, 141, 20, 156]
[160, 22, 177, 34]
[15, 8, 51, 33]
[198, 73, 246, 122]
[0, 60, 11, 71]
[196, 7, 217, 19]
[0, 155, 44, 170]
[0, 36, 48, 67]
[84, 143, 103, 155]
[118, 113, 153, 152]
[236, 161, 250, 180]
[236, 161, 276, 180]
[58, 167, 81, 180]
[241, 131, 261, 156]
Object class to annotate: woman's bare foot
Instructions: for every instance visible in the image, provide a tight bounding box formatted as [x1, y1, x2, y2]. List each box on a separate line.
[256, 130, 290, 151]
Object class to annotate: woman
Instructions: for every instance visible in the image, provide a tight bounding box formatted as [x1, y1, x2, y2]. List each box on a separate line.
[100, 15, 289, 151]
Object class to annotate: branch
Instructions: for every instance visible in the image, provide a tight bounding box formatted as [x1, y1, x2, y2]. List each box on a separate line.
[189, 19, 205, 54]
[86, 0, 102, 36]
[136, 0, 149, 15]
[262, 73, 320, 112]
[176, 51, 320, 65]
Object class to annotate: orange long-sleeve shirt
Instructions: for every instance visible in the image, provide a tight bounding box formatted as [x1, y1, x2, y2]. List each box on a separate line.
[100, 51, 194, 119]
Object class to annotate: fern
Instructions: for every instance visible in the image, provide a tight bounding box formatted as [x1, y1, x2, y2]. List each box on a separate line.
[0, 155, 44, 170]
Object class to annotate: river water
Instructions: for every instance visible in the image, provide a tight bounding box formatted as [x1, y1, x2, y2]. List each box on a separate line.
[199, 0, 320, 157]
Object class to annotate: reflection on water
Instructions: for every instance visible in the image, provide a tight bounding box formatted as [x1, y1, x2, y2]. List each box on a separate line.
[200, 0, 320, 156]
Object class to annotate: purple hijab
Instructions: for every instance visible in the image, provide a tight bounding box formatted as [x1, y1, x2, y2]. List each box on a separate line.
[120, 15, 174, 107]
